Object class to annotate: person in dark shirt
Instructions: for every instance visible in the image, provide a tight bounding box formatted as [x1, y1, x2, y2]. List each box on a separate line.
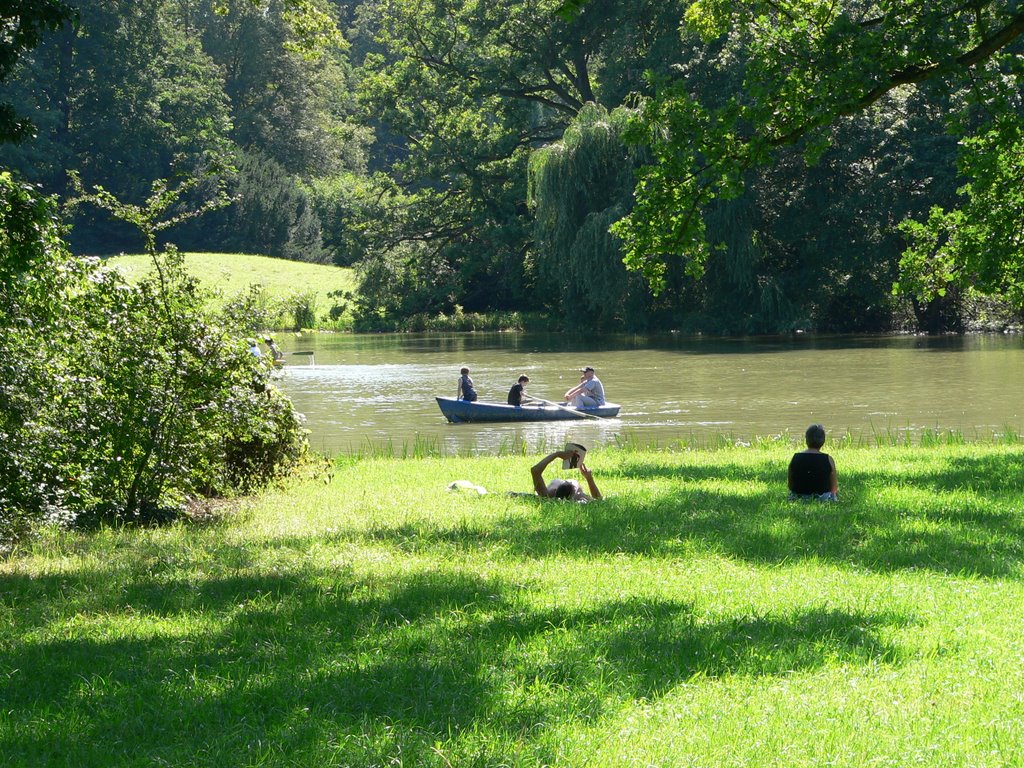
[507, 374, 531, 405]
[457, 367, 478, 401]
[788, 423, 839, 501]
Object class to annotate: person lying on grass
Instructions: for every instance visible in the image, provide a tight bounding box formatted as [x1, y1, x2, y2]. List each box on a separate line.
[531, 449, 602, 502]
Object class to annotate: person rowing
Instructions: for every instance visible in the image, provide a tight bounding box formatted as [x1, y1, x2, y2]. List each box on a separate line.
[507, 374, 534, 406]
[264, 336, 284, 362]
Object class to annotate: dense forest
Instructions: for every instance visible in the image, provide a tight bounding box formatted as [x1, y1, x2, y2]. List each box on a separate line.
[3, 0, 1023, 333]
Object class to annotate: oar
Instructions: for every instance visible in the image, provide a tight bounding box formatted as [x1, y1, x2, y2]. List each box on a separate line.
[532, 396, 608, 421]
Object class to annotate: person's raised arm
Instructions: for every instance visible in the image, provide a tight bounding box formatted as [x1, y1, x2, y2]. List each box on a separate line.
[531, 451, 568, 496]
[579, 463, 602, 500]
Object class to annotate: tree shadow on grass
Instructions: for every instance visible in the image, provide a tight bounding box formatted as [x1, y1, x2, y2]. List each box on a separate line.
[504, 485, 1024, 576]
[353, 451, 1024, 577]
[916, 452, 1024, 494]
[612, 450, 1024, 496]
[610, 455, 778, 483]
[0, 566, 910, 766]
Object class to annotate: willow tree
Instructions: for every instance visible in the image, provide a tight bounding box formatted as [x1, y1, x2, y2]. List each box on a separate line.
[356, 0, 689, 317]
[528, 104, 657, 329]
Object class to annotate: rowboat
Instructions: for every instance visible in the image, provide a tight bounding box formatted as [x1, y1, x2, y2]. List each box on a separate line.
[436, 397, 621, 423]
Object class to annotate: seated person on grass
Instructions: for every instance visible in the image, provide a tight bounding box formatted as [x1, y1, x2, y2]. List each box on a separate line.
[788, 423, 839, 501]
[530, 449, 602, 502]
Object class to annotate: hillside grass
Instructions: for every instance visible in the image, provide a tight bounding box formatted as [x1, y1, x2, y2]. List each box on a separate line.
[104, 252, 548, 333]
[4, 442, 1024, 766]
[108, 252, 357, 328]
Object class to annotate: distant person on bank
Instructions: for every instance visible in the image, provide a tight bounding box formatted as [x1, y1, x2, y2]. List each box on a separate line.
[264, 336, 284, 362]
[457, 367, 478, 401]
[507, 375, 532, 406]
[788, 423, 839, 501]
[564, 366, 605, 408]
[530, 449, 602, 502]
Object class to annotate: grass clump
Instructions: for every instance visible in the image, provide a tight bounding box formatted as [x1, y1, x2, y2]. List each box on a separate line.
[4, 443, 1024, 766]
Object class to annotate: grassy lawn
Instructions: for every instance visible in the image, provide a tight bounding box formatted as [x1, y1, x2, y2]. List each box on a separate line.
[108, 252, 357, 324]
[4, 443, 1024, 766]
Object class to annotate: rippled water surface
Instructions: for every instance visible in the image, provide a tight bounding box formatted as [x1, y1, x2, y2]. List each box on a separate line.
[269, 333, 1024, 455]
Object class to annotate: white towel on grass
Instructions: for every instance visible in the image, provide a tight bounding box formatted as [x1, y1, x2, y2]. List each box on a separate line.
[446, 480, 488, 496]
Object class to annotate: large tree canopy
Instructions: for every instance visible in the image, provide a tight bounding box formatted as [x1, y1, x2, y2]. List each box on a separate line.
[0, 0, 76, 142]
[612, 0, 1024, 298]
[353, 0, 687, 317]
[5, 0, 1016, 333]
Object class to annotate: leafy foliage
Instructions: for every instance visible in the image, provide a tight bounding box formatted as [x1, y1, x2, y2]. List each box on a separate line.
[202, 150, 327, 262]
[0, 172, 87, 542]
[305, 172, 405, 267]
[0, 0, 362, 257]
[612, 0, 1024, 303]
[528, 104, 656, 329]
[352, 241, 459, 327]
[5, 0, 1022, 334]
[897, 59, 1024, 308]
[197, 0, 366, 176]
[0, 0, 76, 142]
[0, 172, 307, 547]
[355, 0, 685, 317]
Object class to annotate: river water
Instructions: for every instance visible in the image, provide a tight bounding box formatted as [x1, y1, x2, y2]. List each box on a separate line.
[268, 332, 1024, 455]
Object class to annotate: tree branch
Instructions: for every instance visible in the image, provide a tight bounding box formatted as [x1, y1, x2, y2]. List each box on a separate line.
[770, 11, 1024, 147]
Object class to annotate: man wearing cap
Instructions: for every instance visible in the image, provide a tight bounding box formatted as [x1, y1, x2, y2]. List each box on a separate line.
[564, 366, 605, 408]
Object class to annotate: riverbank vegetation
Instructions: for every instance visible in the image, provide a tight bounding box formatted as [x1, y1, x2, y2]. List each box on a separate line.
[3, 0, 1024, 334]
[1, 175, 307, 550]
[109, 252, 557, 331]
[110, 252, 358, 331]
[4, 441, 1024, 765]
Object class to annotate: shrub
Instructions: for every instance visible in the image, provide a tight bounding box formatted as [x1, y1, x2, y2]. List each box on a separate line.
[67, 251, 307, 520]
[221, 285, 321, 331]
[284, 291, 317, 330]
[0, 172, 87, 546]
[221, 284, 288, 331]
[1, 173, 308, 547]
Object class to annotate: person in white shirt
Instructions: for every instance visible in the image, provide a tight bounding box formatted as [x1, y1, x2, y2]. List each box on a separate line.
[563, 366, 605, 407]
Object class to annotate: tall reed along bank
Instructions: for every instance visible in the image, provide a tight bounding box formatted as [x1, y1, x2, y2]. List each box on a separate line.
[4, 442, 1024, 766]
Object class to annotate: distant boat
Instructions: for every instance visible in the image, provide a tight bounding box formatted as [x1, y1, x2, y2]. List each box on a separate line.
[436, 397, 621, 423]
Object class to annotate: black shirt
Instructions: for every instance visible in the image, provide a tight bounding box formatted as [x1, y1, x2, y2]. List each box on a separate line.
[507, 383, 525, 405]
[788, 452, 833, 495]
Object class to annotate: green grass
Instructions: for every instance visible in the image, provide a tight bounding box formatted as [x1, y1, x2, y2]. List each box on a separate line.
[108, 252, 357, 326]
[104, 253, 550, 333]
[5, 443, 1024, 766]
